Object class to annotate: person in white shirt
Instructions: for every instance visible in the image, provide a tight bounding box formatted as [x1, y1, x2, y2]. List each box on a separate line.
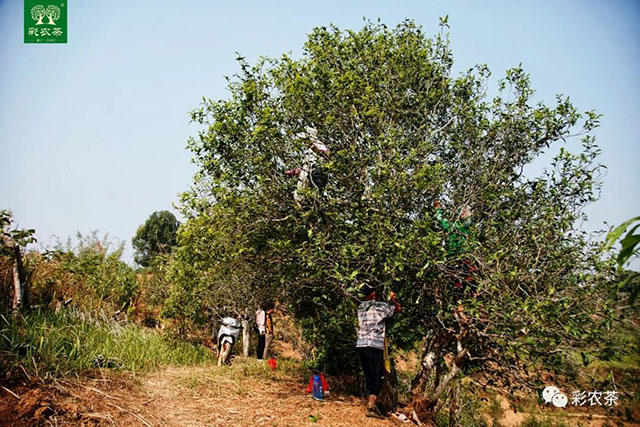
[255, 308, 266, 360]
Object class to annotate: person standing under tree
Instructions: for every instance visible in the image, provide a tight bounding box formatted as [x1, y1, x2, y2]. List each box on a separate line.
[356, 286, 401, 419]
[263, 306, 275, 359]
[256, 307, 266, 360]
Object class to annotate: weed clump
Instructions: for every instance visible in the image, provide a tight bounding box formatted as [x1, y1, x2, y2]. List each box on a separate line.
[0, 309, 214, 381]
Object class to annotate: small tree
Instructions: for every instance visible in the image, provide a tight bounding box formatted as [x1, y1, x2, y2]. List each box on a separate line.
[163, 205, 279, 339]
[132, 211, 180, 267]
[30, 6, 45, 25]
[1, 210, 36, 315]
[45, 5, 60, 25]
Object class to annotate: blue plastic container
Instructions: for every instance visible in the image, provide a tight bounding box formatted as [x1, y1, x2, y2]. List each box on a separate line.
[312, 374, 324, 401]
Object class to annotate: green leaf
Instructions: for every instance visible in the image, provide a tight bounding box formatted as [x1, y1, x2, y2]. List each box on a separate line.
[617, 227, 640, 266]
[605, 216, 640, 250]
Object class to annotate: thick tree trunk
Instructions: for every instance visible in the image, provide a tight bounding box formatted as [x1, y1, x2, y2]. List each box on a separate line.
[242, 318, 251, 357]
[409, 330, 468, 425]
[377, 356, 399, 414]
[12, 245, 24, 316]
[448, 380, 462, 426]
[431, 348, 466, 400]
[410, 331, 443, 399]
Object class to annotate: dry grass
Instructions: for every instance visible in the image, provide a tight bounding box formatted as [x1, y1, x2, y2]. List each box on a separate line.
[138, 362, 393, 426]
[0, 357, 395, 426]
[2, 355, 635, 426]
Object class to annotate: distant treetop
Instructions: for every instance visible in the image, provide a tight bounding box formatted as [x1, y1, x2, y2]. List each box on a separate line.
[132, 210, 180, 267]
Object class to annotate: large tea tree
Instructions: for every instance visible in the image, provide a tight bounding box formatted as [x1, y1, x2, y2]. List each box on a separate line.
[172, 20, 612, 422]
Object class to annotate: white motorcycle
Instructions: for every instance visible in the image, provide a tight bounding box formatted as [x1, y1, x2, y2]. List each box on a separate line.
[216, 316, 242, 366]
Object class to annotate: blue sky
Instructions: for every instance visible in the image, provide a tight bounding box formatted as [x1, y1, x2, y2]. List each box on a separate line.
[1, 0, 638, 263]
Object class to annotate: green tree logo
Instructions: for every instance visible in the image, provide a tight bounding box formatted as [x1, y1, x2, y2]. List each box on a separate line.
[30, 5, 60, 25]
[24, 0, 67, 43]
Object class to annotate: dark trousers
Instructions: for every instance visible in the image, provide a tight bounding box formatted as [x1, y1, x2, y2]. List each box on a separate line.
[257, 333, 266, 359]
[358, 347, 384, 396]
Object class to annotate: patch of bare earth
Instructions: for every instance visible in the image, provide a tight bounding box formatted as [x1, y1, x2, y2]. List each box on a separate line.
[138, 363, 392, 426]
[1, 358, 395, 426]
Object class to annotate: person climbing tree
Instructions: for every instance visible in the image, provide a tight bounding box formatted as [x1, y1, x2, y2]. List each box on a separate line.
[435, 201, 477, 322]
[284, 126, 330, 207]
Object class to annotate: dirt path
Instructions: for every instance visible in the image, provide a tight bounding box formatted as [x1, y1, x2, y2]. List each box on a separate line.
[2, 358, 636, 426]
[1, 359, 396, 426]
[131, 365, 393, 426]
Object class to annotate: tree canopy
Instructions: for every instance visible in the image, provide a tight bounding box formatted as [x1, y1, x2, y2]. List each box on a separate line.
[168, 20, 614, 422]
[132, 210, 180, 267]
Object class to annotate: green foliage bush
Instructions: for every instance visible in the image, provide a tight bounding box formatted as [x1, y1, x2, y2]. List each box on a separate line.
[162, 208, 281, 335]
[28, 232, 138, 313]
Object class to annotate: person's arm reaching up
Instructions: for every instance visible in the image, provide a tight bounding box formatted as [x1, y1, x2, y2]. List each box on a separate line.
[390, 291, 402, 314]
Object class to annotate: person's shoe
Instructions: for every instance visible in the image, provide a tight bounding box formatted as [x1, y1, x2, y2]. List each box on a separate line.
[365, 406, 385, 419]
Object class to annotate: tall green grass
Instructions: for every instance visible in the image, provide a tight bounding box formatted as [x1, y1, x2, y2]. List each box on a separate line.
[0, 309, 214, 380]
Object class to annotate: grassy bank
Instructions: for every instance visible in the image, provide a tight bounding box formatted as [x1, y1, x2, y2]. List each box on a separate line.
[0, 309, 214, 381]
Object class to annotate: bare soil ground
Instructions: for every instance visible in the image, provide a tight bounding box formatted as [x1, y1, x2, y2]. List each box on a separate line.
[0, 358, 394, 426]
[1, 357, 637, 426]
